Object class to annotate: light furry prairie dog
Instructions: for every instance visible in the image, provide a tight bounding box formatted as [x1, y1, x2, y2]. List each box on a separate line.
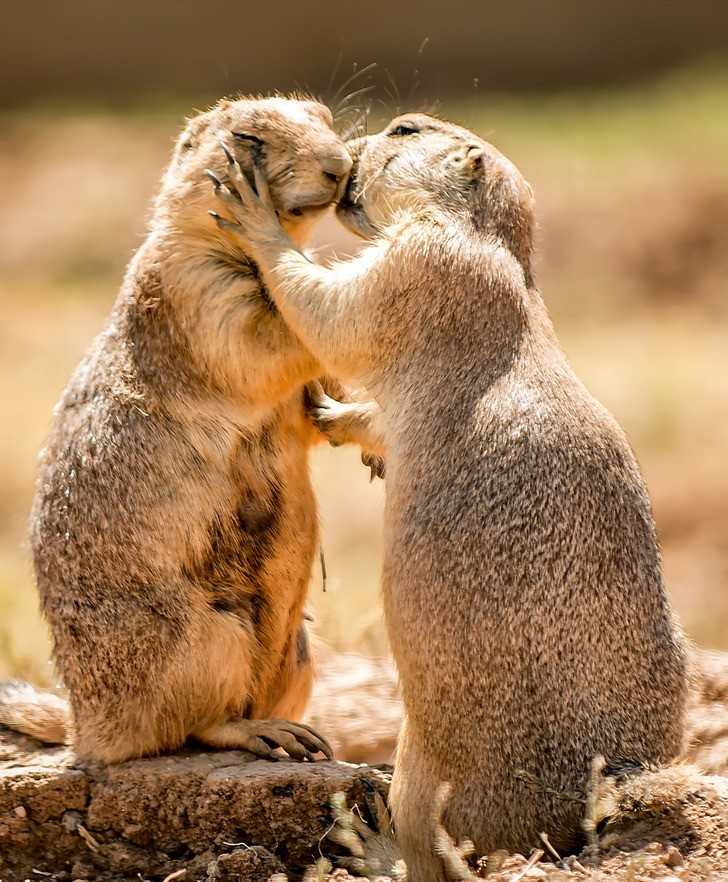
[0, 95, 352, 764]
[208, 112, 688, 879]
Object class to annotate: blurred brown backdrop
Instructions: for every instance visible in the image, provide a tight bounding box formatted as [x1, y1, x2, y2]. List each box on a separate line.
[4, 0, 728, 105]
[0, 1, 726, 682]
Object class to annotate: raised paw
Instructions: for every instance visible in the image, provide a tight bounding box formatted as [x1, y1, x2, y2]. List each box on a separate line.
[305, 382, 386, 481]
[204, 138, 281, 244]
[305, 382, 362, 448]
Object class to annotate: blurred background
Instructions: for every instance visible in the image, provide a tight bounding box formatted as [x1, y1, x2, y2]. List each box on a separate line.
[1, 1, 727, 685]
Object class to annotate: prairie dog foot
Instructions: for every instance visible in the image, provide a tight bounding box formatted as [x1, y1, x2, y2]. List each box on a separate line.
[193, 718, 333, 761]
[305, 382, 387, 480]
[329, 790, 400, 878]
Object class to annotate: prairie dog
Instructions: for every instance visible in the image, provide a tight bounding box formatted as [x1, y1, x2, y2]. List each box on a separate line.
[0, 96, 351, 764]
[207, 113, 687, 878]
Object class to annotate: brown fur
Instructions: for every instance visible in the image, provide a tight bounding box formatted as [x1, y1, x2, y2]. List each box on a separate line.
[0, 95, 351, 763]
[210, 112, 688, 879]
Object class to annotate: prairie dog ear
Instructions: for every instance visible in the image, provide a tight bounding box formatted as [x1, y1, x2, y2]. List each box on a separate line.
[464, 144, 485, 170]
[177, 109, 215, 153]
[176, 97, 243, 154]
[448, 143, 485, 178]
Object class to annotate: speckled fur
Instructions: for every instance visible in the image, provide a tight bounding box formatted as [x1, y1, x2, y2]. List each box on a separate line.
[0, 95, 351, 763]
[218, 113, 689, 879]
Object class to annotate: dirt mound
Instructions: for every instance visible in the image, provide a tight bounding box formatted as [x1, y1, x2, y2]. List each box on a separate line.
[323, 764, 728, 882]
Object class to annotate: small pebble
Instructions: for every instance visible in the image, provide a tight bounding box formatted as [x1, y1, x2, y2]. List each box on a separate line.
[62, 810, 83, 833]
[14, 805, 27, 818]
[664, 845, 684, 868]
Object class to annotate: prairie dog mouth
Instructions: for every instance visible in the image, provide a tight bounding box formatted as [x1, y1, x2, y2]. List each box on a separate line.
[338, 164, 359, 210]
[283, 198, 333, 220]
[336, 199, 376, 240]
[289, 204, 326, 216]
[335, 163, 378, 239]
[282, 168, 349, 219]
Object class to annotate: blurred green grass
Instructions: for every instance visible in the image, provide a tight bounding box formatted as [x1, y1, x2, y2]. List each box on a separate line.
[1, 64, 727, 685]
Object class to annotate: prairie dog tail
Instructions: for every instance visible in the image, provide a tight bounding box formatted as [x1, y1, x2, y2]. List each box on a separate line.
[0, 681, 69, 744]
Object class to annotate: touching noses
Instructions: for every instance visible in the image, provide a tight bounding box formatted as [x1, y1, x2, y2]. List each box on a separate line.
[319, 151, 353, 184]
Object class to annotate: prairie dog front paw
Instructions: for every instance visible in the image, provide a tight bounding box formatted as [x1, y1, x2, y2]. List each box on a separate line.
[306, 384, 363, 447]
[306, 382, 387, 480]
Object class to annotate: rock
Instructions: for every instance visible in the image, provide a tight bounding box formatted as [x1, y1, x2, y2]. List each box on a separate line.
[663, 845, 684, 868]
[207, 845, 285, 880]
[0, 728, 390, 882]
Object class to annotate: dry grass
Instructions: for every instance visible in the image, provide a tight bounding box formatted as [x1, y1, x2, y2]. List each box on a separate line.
[0, 65, 727, 685]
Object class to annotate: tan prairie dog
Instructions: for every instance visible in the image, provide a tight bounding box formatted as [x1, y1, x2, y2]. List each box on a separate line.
[207, 114, 688, 878]
[0, 95, 353, 764]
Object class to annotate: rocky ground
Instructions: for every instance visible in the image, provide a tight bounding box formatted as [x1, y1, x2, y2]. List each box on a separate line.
[1, 649, 727, 882]
[0, 728, 391, 881]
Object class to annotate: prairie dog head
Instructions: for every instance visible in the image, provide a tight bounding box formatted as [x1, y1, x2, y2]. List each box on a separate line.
[158, 95, 352, 244]
[338, 113, 535, 276]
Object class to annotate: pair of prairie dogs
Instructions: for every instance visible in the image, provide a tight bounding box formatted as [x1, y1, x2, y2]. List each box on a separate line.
[1, 96, 686, 879]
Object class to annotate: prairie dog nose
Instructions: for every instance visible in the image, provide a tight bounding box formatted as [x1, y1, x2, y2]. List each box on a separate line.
[320, 152, 353, 182]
